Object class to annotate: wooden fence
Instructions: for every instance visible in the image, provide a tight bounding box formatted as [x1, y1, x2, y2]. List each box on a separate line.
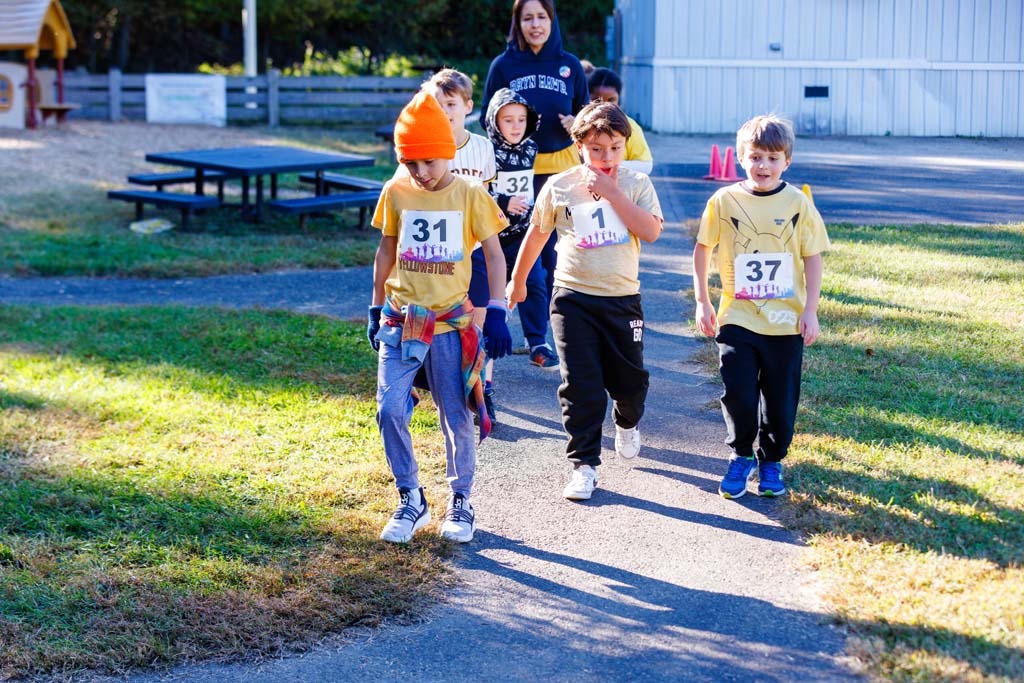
[64, 69, 422, 126]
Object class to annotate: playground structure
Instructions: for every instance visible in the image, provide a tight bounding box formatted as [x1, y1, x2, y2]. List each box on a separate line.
[0, 0, 77, 128]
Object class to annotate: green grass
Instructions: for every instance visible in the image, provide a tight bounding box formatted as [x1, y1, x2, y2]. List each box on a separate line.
[0, 305, 454, 678]
[0, 128, 398, 278]
[694, 222, 1024, 682]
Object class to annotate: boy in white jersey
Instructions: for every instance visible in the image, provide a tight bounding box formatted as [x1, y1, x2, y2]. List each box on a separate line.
[693, 115, 831, 499]
[423, 68, 496, 184]
[394, 69, 496, 184]
[508, 101, 663, 501]
[368, 91, 512, 544]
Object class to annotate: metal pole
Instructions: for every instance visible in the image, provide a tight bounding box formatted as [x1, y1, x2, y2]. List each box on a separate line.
[243, 0, 258, 111]
[243, 0, 257, 78]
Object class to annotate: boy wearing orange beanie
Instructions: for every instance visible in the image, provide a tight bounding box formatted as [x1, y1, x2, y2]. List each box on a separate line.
[368, 91, 512, 544]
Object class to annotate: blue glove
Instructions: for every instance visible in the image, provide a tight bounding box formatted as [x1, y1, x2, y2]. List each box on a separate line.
[482, 305, 512, 360]
[367, 305, 383, 351]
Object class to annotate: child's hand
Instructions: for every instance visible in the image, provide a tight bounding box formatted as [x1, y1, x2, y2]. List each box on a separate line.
[695, 300, 717, 337]
[584, 164, 619, 199]
[507, 195, 530, 216]
[558, 113, 574, 133]
[800, 309, 820, 345]
[506, 279, 526, 310]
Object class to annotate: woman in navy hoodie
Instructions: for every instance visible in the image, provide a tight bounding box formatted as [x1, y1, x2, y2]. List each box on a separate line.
[481, 0, 589, 328]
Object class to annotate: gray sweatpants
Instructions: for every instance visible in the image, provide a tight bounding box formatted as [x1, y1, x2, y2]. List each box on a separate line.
[375, 330, 476, 497]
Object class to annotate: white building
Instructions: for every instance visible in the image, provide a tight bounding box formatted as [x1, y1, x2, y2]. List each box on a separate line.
[614, 0, 1024, 136]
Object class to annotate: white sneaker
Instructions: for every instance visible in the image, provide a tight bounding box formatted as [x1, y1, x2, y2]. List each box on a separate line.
[615, 425, 641, 459]
[439, 493, 475, 543]
[380, 487, 430, 543]
[563, 465, 598, 500]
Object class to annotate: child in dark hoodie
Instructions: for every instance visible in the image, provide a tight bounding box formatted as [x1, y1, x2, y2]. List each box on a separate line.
[468, 88, 554, 423]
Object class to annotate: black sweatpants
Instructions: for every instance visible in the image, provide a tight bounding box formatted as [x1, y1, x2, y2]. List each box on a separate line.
[716, 324, 804, 463]
[550, 287, 649, 467]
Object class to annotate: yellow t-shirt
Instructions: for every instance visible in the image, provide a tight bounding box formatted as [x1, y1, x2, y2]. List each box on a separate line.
[534, 144, 580, 176]
[697, 182, 830, 335]
[532, 165, 663, 297]
[626, 116, 653, 163]
[373, 174, 507, 333]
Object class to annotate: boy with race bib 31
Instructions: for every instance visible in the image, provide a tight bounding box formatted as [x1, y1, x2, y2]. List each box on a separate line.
[693, 114, 830, 499]
[368, 91, 512, 544]
[507, 101, 663, 501]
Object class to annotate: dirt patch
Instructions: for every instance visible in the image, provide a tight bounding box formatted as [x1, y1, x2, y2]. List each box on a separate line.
[0, 121, 373, 208]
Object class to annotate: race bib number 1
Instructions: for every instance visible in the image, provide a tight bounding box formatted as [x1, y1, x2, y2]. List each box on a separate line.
[399, 210, 464, 263]
[494, 170, 535, 204]
[573, 199, 630, 249]
[734, 252, 795, 299]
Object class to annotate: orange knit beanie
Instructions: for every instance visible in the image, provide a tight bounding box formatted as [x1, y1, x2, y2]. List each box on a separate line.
[393, 91, 456, 161]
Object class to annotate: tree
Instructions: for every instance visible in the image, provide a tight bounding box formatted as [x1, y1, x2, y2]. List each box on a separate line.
[60, 0, 613, 74]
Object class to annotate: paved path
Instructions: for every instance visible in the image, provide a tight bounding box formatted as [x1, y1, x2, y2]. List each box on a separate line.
[0, 269, 372, 321]
[3, 160, 866, 682]
[649, 133, 1024, 225]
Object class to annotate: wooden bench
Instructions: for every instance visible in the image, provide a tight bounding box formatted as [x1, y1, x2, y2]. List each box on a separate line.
[107, 190, 220, 232]
[38, 103, 80, 126]
[128, 170, 230, 201]
[297, 172, 385, 193]
[267, 190, 381, 231]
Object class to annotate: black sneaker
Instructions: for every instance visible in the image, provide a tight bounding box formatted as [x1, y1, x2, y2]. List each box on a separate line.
[529, 344, 559, 371]
[483, 387, 497, 423]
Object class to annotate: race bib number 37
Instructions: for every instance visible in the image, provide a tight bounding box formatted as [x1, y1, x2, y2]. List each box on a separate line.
[494, 170, 534, 204]
[573, 199, 630, 249]
[734, 252, 795, 300]
[399, 210, 464, 263]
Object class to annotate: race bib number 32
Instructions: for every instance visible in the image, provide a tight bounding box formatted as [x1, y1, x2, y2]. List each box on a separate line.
[734, 252, 795, 300]
[399, 210, 464, 263]
[494, 170, 535, 204]
[573, 199, 630, 249]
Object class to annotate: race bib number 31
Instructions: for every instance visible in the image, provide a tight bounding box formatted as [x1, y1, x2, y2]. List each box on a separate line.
[573, 199, 630, 249]
[734, 252, 795, 300]
[399, 210, 464, 263]
[494, 170, 534, 204]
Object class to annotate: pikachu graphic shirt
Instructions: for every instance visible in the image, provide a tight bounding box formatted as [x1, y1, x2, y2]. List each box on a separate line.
[697, 181, 830, 336]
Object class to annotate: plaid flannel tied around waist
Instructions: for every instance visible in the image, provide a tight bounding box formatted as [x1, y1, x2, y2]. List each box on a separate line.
[380, 297, 492, 440]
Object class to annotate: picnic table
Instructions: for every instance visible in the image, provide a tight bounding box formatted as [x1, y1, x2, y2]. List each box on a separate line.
[144, 145, 376, 222]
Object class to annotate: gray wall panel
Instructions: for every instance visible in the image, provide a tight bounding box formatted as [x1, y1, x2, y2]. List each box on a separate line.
[620, 0, 1024, 136]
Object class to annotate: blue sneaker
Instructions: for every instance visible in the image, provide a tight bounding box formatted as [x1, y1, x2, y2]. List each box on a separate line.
[757, 461, 787, 497]
[718, 455, 756, 499]
[529, 344, 559, 371]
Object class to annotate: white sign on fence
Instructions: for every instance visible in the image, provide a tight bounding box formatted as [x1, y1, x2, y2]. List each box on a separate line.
[145, 74, 226, 126]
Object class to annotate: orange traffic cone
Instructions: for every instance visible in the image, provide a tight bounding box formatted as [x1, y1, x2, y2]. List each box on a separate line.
[718, 147, 740, 181]
[702, 144, 722, 179]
